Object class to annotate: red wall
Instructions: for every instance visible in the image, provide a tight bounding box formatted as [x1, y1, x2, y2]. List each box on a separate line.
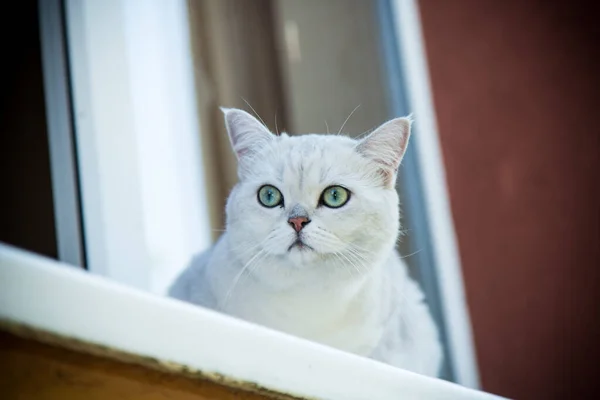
[418, 1, 600, 398]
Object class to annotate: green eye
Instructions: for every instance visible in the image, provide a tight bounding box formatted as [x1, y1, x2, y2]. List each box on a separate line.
[321, 186, 350, 208]
[258, 185, 283, 208]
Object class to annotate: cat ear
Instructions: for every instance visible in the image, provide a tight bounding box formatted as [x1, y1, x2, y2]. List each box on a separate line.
[356, 116, 412, 186]
[221, 107, 274, 159]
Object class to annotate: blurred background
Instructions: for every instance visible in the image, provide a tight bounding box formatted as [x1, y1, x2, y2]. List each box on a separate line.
[1, 0, 598, 398]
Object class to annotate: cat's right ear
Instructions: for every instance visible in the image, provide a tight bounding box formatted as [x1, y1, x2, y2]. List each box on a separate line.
[221, 107, 273, 159]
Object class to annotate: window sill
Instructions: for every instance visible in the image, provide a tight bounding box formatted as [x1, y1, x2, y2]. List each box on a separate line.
[0, 243, 502, 399]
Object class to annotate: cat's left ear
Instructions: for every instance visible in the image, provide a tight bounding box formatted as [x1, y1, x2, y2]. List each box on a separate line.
[221, 107, 274, 159]
[356, 116, 412, 187]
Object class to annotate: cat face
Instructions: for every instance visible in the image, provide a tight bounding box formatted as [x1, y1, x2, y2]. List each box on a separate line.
[222, 108, 411, 282]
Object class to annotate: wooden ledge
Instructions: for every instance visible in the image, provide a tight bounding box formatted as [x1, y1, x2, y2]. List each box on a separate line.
[0, 321, 298, 399]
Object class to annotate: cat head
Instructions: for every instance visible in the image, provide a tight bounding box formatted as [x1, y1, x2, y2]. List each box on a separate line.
[222, 108, 411, 284]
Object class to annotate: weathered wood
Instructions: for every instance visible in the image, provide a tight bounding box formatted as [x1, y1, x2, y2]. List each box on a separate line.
[0, 325, 300, 399]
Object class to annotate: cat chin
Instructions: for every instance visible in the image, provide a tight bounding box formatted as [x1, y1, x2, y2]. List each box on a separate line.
[281, 247, 320, 266]
[287, 239, 313, 252]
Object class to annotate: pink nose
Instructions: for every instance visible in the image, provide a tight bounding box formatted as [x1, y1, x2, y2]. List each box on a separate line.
[288, 216, 310, 232]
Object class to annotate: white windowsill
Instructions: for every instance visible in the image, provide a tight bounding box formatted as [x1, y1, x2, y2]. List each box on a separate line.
[0, 243, 502, 400]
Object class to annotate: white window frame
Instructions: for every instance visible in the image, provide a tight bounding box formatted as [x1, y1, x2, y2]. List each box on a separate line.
[64, 0, 211, 294]
[389, 0, 480, 389]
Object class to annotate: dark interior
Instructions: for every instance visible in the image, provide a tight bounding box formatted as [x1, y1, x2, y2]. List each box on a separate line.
[0, 0, 57, 258]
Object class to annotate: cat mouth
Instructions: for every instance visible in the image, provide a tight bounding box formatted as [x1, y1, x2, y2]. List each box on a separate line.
[288, 239, 313, 252]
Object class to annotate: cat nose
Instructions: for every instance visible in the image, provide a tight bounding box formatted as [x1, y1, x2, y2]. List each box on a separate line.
[288, 216, 310, 232]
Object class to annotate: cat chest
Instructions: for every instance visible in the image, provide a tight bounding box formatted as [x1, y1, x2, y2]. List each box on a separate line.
[227, 287, 385, 356]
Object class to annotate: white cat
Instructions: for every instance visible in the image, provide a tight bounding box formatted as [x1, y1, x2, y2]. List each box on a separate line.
[169, 108, 442, 377]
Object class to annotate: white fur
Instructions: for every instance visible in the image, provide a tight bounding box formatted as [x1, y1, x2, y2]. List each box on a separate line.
[169, 108, 442, 376]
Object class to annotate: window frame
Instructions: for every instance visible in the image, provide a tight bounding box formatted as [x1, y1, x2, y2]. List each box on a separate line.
[38, 0, 86, 268]
[61, 0, 213, 293]
[380, 0, 480, 388]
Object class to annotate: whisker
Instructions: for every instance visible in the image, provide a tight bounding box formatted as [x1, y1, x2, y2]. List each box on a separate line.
[228, 241, 261, 260]
[240, 250, 270, 284]
[348, 242, 377, 256]
[400, 249, 422, 260]
[314, 227, 375, 258]
[346, 247, 371, 265]
[241, 97, 268, 129]
[344, 249, 369, 275]
[221, 249, 266, 310]
[338, 104, 361, 135]
[333, 252, 355, 278]
[228, 231, 276, 258]
[337, 250, 364, 277]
